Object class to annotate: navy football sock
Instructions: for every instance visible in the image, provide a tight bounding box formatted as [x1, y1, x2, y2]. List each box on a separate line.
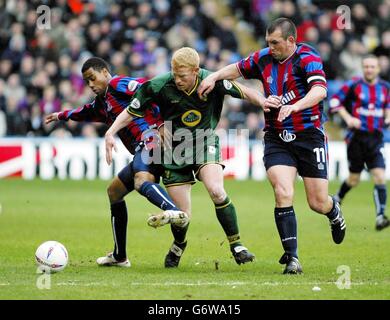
[274, 207, 298, 258]
[374, 184, 387, 217]
[326, 198, 340, 221]
[110, 200, 128, 261]
[337, 181, 352, 200]
[139, 181, 178, 211]
[170, 223, 189, 244]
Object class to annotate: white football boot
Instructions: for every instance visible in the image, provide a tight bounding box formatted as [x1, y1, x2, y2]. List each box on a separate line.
[147, 210, 189, 228]
[96, 252, 131, 267]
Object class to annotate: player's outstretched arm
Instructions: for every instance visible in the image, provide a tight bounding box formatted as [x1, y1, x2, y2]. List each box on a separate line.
[45, 112, 60, 124]
[278, 86, 327, 122]
[105, 109, 133, 165]
[198, 63, 241, 98]
[233, 82, 282, 113]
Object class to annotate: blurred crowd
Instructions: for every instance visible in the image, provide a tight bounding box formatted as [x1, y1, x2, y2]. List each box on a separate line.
[0, 0, 389, 140]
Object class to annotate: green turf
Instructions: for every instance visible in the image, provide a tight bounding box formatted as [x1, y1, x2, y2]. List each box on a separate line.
[0, 178, 389, 300]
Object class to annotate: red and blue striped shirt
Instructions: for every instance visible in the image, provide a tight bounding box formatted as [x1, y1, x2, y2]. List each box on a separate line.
[58, 75, 163, 154]
[329, 77, 390, 133]
[237, 43, 327, 133]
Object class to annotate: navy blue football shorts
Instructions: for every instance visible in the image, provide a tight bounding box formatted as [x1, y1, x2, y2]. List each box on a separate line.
[347, 130, 385, 173]
[263, 128, 329, 179]
[118, 149, 163, 191]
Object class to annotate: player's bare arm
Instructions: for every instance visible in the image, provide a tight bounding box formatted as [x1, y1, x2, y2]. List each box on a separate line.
[105, 109, 133, 165]
[198, 63, 240, 98]
[385, 109, 390, 126]
[233, 81, 280, 113]
[277, 86, 327, 122]
[337, 106, 362, 129]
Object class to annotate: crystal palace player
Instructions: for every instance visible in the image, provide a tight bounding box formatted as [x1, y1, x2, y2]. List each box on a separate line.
[45, 57, 188, 267]
[330, 55, 390, 231]
[198, 18, 346, 274]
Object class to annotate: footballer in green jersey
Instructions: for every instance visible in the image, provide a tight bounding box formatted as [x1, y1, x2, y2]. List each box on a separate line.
[105, 47, 263, 268]
[126, 67, 245, 182]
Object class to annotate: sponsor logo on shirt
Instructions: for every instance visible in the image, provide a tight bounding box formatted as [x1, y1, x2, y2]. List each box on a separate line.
[356, 107, 383, 117]
[181, 110, 202, 127]
[281, 90, 296, 105]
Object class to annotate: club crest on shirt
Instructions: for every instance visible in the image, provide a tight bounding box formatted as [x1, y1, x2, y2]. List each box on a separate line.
[106, 100, 113, 111]
[181, 109, 202, 127]
[130, 98, 141, 109]
[127, 80, 139, 92]
[223, 80, 233, 90]
[267, 76, 273, 84]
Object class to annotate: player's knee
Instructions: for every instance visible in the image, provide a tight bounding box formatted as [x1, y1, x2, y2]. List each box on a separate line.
[373, 175, 386, 185]
[347, 174, 361, 187]
[308, 195, 329, 213]
[134, 172, 154, 191]
[107, 184, 123, 203]
[208, 185, 226, 204]
[274, 185, 294, 204]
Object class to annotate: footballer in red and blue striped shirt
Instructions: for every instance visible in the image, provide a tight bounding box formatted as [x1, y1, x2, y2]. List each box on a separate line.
[331, 55, 390, 231]
[198, 18, 346, 274]
[57, 74, 162, 154]
[329, 76, 390, 134]
[237, 43, 327, 133]
[45, 57, 185, 266]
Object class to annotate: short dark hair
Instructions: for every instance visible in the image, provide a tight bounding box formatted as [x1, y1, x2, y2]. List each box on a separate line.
[81, 57, 110, 73]
[267, 18, 297, 40]
[362, 54, 379, 62]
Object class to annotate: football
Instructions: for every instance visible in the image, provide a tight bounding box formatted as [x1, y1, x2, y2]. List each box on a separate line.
[35, 241, 68, 273]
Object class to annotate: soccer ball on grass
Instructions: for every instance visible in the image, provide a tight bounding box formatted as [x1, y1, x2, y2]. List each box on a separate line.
[35, 241, 68, 273]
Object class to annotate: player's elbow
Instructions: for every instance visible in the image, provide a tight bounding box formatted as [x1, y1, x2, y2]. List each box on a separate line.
[317, 86, 327, 100]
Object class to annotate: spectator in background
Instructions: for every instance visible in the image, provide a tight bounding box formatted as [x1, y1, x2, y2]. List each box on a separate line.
[4, 74, 26, 104]
[340, 39, 366, 78]
[351, 4, 371, 37]
[374, 30, 390, 58]
[39, 86, 61, 115]
[376, 2, 390, 33]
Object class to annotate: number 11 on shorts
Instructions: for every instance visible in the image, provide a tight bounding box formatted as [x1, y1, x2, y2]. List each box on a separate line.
[313, 147, 326, 163]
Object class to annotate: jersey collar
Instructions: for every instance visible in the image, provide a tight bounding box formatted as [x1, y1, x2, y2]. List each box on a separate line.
[279, 45, 297, 64]
[183, 76, 199, 96]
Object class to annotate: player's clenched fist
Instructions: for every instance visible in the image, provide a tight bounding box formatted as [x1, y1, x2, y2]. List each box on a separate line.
[277, 105, 298, 122]
[45, 112, 60, 124]
[263, 95, 282, 112]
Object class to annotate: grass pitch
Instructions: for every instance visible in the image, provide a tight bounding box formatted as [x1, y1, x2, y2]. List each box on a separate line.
[0, 178, 389, 300]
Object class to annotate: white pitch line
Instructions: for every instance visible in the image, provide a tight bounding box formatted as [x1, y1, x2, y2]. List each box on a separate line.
[54, 281, 376, 287]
